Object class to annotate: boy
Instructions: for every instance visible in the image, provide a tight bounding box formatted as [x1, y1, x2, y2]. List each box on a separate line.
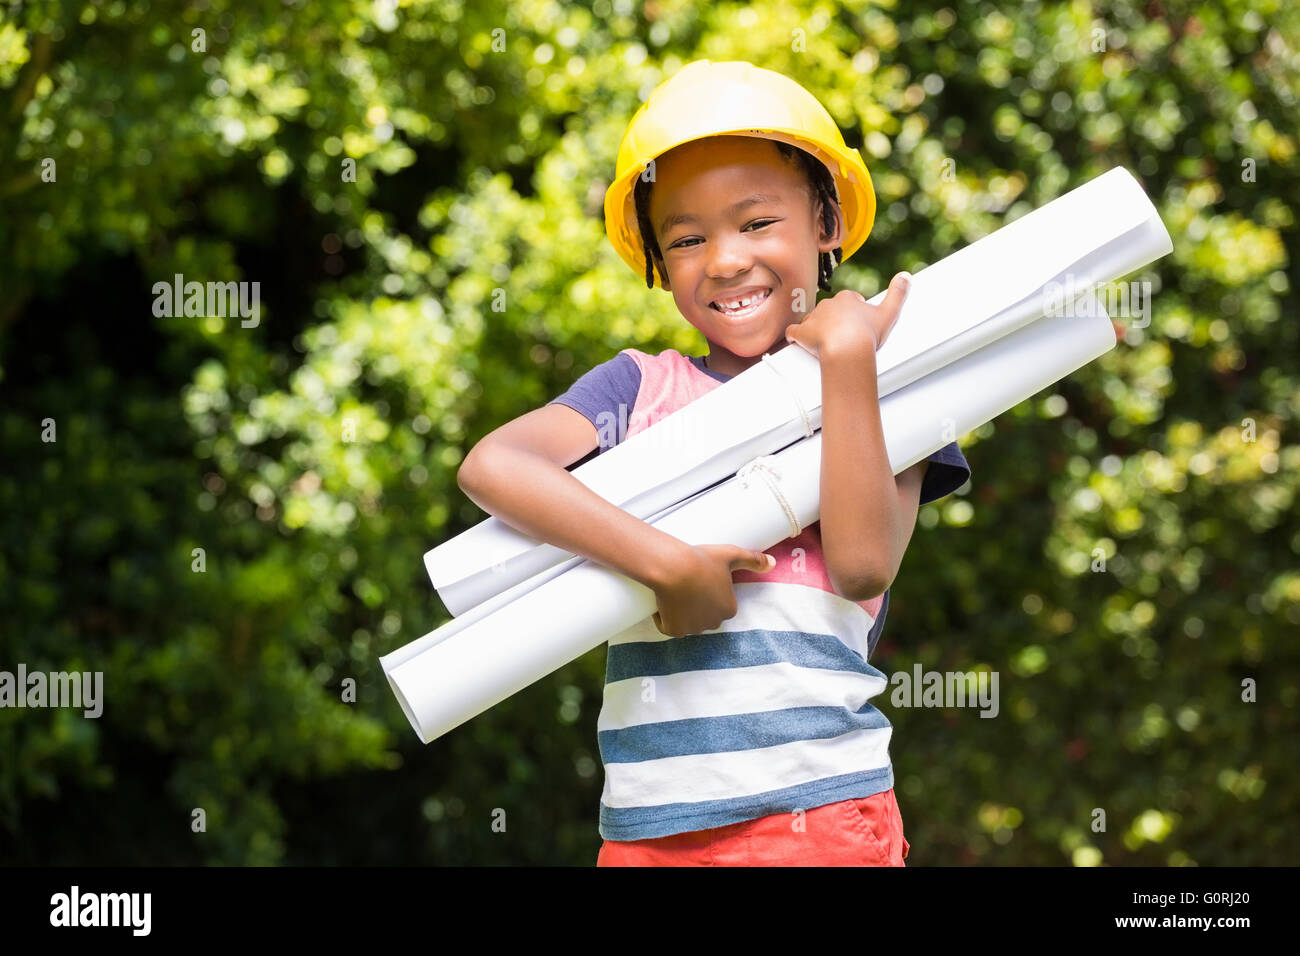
[456, 61, 970, 865]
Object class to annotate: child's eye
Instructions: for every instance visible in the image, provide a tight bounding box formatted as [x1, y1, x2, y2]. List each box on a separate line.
[668, 219, 779, 250]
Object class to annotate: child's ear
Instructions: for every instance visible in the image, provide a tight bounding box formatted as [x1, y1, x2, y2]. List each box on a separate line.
[817, 200, 845, 254]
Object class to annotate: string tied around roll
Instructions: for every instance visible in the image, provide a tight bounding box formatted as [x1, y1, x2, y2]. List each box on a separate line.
[736, 455, 803, 540]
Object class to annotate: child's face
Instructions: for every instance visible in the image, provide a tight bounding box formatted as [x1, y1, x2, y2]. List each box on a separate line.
[649, 135, 842, 366]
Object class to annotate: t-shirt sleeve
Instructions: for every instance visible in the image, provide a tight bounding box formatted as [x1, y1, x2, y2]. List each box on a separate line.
[865, 588, 890, 659]
[917, 441, 971, 506]
[546, 351, 642, 453]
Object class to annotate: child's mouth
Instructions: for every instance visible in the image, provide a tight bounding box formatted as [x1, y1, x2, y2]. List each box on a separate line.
[709, 287, 772, 320]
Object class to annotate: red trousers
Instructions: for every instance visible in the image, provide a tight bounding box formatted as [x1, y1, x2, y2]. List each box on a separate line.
[597, 788, 910, 866]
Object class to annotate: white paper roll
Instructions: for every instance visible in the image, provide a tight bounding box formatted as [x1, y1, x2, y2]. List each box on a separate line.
[383, 295, 1117, 743]
[427, 165, 1171, 616]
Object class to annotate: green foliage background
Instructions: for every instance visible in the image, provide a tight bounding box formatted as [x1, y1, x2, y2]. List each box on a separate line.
[1, 0, 1296, 865]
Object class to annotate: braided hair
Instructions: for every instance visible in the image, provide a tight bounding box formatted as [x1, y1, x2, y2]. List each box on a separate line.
[632, 139, 844, 293]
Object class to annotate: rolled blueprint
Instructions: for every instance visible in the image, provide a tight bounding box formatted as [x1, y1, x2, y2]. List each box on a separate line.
[383, 293, 1117, 743]
[427, 165, 1172, 616]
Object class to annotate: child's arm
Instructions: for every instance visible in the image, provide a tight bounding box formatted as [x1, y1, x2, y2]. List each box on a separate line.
[818, 343, 927, 600]
[785, 273, 924, 601]
[456, 402, 776, 633]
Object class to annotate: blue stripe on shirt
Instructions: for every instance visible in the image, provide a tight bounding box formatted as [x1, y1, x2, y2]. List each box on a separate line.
[598, 703, 892, 763]
[605, 629, 885, 682]
[598, 766, 896, 840]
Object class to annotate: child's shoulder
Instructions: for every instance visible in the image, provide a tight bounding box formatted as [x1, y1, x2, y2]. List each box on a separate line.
[615, 345, 692, 372]
[607, 347, 710, 397]
[560, 345, 686, 383]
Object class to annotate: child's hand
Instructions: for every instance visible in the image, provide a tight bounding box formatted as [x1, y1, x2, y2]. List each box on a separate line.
[649, 543, 777, 638]
[784, 272, 911, 361]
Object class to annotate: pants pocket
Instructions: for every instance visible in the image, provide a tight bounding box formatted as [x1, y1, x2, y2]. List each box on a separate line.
[844, 794, 895, 866]
[847, 790, 899, 868]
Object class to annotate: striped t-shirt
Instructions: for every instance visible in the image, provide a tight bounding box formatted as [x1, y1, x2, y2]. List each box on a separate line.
[548, 346, 971, 841]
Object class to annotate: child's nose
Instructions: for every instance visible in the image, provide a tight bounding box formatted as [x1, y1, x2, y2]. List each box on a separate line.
[706, 233, 754, 279]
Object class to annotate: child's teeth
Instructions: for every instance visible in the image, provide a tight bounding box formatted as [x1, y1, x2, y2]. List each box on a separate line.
[717, 290, 767, 312]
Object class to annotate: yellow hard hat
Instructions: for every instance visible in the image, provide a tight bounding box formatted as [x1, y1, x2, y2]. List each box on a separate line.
[604, 59, 876, 289]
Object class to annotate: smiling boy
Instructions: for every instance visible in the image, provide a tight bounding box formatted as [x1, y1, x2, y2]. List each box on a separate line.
[456, 60, 971, 865]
